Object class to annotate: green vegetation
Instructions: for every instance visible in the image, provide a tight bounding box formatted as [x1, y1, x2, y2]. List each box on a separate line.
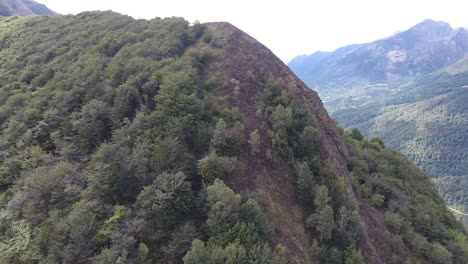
[306, 186, 335, 241]
[0, 12, 466, 264]
[254, 74, 366, 263]
[0, 12, 283, 263]
[345, 128, 468, 263]
[331, 71, 468, 221]
[289, 20, 468, 226]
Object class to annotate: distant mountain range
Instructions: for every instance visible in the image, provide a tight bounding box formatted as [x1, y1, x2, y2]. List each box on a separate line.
[0, 0, 55, 16]
[289, 19, 468, 224]
[290, 19, 468, 92]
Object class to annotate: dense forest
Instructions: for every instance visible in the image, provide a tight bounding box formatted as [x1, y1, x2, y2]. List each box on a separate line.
[0, 12, 467, 263]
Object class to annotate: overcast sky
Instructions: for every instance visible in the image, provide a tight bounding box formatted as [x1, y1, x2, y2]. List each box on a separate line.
[38, 0, 467, 63]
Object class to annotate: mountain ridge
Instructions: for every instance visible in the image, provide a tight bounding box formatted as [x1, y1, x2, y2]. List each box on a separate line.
[0, 0, 55, 16]
[289, 19, 468, 91]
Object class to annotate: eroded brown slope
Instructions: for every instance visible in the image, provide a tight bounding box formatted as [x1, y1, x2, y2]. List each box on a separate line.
[205, 22, 408, 263]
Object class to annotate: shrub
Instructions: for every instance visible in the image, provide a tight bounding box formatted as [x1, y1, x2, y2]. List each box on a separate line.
[307, 205, 335, 241]
[349, 128, 364, 141]
[206, 179, 241, 236]
[296, 162, 315, 205]
[370, 193, 385, 208]
[248, 129, 261, 155]
[198, 152, 236, 184]
[384, 211, 403, 234]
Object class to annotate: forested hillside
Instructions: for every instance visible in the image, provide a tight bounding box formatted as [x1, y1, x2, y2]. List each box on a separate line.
[0, 12, 467, 263]
[312, 59, 468, 225]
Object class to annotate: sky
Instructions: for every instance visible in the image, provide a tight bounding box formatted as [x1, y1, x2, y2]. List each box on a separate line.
[38, 0, 467, 63]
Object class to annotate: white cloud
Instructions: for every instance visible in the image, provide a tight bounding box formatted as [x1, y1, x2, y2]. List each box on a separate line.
[38, 0, 467, 62]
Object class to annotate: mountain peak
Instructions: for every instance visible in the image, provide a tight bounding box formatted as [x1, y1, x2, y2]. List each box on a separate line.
[0, 0, 56, 16]
[412, 19, 451, 29]
[407, 19, 453, 38]
[289, 19, 468, 89]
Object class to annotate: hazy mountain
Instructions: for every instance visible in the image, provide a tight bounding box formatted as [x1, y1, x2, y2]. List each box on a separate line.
[289, 19, 468, 92]
[0, 0, 56, 16]
[289, 20, 468, 225]
[0, 13, 466, 263]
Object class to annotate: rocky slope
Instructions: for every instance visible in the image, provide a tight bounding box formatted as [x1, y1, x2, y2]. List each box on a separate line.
[206, 21, 377, 262]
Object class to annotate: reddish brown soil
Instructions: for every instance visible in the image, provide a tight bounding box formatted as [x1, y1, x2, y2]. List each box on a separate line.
[205, 22, 308, 262]
[205, 22, 408, 263]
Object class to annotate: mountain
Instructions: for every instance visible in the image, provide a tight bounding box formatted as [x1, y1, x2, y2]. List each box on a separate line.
[0, 0, 56, 16]
[289, 20, 468, 225]
[0, 12, 467, 263]
[289, 19, 468, 93]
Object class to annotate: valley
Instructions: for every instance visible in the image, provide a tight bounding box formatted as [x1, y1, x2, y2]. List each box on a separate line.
[290, 20, 468, 226]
